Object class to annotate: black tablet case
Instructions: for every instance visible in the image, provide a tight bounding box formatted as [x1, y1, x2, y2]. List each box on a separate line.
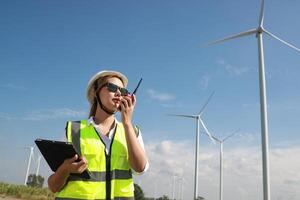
[35, 138, 91, 179]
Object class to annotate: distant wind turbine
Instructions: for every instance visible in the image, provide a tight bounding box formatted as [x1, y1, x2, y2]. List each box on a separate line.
[35, 155, 41, 176]
[172, 174, 178, 200]
[167, 92, 215, 200]
[177, 176, 186, 200]
[24, 146, 34, 185]
[211, 130, 239, 200]
[206, 0, 300, 200]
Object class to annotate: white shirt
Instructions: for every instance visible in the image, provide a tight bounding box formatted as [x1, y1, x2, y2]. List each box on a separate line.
[88, 117, 149, 175]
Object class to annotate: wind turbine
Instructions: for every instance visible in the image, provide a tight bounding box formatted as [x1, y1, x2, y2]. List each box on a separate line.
[206, 1, 300, 200]
[211, 131, 238, 200]
[172, 174, 177, 200]
[35, 155, 41, 176]
[24, 146, 34, 185]
[168, 92, 215, 200]
[177, 176, 187, 200]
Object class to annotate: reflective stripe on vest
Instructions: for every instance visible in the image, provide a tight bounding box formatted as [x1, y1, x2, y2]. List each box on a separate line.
[55, 120, 134, 200]
[56, 197, 134, 200]
[67, 169, 132, 182]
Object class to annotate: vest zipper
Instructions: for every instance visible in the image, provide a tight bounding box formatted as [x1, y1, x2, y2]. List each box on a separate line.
[94, 124, 118, 200]
[106, 153, 111, 200]
[107, 126, 117, 200]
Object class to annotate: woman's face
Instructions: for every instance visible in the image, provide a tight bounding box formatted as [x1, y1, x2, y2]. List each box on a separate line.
[98, 77, 125, 111]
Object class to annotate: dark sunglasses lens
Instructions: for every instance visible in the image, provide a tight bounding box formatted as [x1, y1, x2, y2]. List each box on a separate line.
[106, 83, 118, 92]
[106, 83, 128, 95]
[120, 88, 129, 96]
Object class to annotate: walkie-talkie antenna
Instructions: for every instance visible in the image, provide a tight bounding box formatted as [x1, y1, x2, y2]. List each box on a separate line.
[132, 78, 143, 95]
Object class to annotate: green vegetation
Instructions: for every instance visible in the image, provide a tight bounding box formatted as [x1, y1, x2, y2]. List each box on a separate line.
[1, 181, 201, 200]
[156, 195, 170, 200]
[26, 174, 44, 188]
[0, 182, 54, 200]
[134, 183, 145, 199]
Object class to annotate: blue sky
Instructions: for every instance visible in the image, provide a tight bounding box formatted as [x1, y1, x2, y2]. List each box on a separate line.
[1, 0, 300, 199]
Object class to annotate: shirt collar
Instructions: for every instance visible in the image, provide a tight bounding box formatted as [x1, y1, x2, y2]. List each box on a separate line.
[88, 116, 118, 127]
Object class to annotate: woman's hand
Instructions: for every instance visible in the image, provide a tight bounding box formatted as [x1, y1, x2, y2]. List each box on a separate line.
[61, 154, 88, 175]
[48, 155, 88, 193]
[120, 94, 136, 125]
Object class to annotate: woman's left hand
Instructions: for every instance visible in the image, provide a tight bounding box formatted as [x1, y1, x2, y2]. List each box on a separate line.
[120, 94, 136, 124]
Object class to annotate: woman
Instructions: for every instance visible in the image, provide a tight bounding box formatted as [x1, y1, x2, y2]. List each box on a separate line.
[48, 70, 148, 200]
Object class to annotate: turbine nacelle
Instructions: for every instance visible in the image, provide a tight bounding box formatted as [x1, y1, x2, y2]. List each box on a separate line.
[211, 129, 239, 144]
[205, 0, 300, 52]
[167, 92, 216, 144]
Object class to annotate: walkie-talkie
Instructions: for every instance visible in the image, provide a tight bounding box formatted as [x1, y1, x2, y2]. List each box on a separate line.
[118, 78, 143, 111]
[132, 78, 143, 95]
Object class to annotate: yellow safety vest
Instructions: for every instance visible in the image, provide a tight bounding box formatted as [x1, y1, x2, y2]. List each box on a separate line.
[55, 120, 134, 200]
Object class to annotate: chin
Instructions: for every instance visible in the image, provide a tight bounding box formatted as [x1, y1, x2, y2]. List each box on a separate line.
[112, 104, 120, 110]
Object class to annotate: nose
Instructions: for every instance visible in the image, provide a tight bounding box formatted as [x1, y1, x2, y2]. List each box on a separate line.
[115, 89, 121, 96]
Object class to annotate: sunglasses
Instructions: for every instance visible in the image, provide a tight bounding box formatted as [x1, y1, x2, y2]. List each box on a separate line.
[104, 82, 129, 96]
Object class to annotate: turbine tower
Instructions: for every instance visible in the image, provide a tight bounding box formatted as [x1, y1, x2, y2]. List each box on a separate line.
[35, 155, 41, 176]
[211, 131, 238, 200]
[168, 92, 215, 200]
[206, 1, 300, 200]
[172, 174, 178, 200]
[24, 146, 34, 185]
[177, 176, 186, 200]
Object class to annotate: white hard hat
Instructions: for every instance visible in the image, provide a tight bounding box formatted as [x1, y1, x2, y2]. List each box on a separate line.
[86, 70, 128, 104]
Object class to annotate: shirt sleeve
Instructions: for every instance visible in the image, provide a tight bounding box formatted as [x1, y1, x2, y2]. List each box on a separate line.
[131, 129, 149, 175]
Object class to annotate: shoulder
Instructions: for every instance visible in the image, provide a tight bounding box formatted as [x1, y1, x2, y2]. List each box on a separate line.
[65, 120, 86, 130]
[65, 120, 88, 139]
[116, 122, 141, 137]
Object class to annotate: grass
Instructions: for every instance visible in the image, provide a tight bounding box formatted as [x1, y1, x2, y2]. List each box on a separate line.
[0, 182, 54, 200]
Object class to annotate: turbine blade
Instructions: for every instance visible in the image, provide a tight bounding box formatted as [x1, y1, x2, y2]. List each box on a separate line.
[211, 135, 221, 143]
[198, 91, 215, 116]
[199, 118, 216, 144]
[259, 0, 265, 27]
[223, 129, 240, 142]
[205, 28, 258, 46]
[166, 114, 197, 119]
[264, 29, 300, 52]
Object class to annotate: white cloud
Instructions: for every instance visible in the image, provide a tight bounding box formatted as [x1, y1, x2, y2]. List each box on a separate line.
[0, 112, 14, 120]
[0, 83, 27, 91]
[199, 74, 211, 90]
[236, 132, 258, 143]
[147, 89, 176, 102]
[22, 108, 87, 121]
[135, 140, 300, 200]
[217, 59, 251, 76]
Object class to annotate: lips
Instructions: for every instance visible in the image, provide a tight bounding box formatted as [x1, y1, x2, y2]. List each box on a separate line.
[112, 98, 121, 104]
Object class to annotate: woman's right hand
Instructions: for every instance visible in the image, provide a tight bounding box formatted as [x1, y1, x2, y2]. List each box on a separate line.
[48, 154, 88, 193]
[61, 154, 88, 174]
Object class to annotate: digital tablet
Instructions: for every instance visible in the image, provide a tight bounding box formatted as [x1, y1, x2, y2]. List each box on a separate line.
[35, 138, 91, 179]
